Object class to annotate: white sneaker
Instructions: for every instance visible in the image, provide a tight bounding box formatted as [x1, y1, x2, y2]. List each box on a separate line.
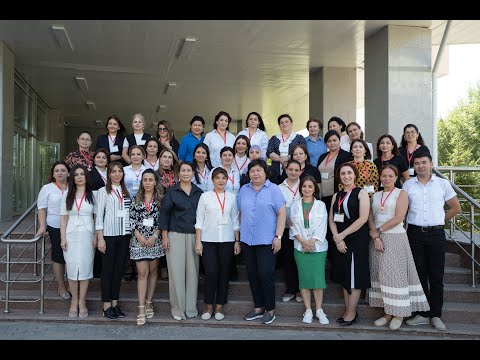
[302, 309, 313, 324]
[282, 293, 294, 302]
[431, 317, 446, 331]
[201, 312, 212, 320]
[316, 308, 330, 325]
[295, 293, 303, 303]
[406, 315, 430, 326]
[214, 312, 225, 321]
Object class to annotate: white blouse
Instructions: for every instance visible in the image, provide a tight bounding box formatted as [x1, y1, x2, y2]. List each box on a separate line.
[278, 179, 301, 226]
[123, 164, 148, 199]
[60, 192, 95, 234]
[289, 198, 328, 253]
[195, 190, 240, 243]
[233, 154, 250, 176]
[203, 129, 236, 168]
[207, 167, 240, 196]
[192, 167, 211, 192]
[37, 183, 65, 228]
[237, 128, 269, 159]
[95, 185, 131, 236]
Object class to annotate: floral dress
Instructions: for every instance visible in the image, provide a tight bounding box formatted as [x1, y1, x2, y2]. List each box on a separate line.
[129, 197, 164, 261]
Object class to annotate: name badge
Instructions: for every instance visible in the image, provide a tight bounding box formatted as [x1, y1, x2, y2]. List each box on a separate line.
[408, 168, 415, 176]
[279, 143, 289, 157]
[138, 140, 146, 146]
[321, 172, 329, 180]
[375, 214, 389, 223]
[219, 216, 230, 225]
[364, 185, 374, 194]
[111, 145, 119, 153]
[334, 213, 345, 223]
[143, 218, 154, 227]
[117, 210, 126, 218]
[133, 182, 140, 191]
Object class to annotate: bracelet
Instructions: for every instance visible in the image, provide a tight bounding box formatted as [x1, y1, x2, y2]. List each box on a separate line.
[235, 240, 240, 243]
[152, 233, 159, 239]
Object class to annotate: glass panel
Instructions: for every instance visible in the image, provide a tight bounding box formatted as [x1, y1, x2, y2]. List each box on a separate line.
[14, 83, 27, 129]
[12, 130, 27, 213]
[37, 106, 47, 141]
[39, 143, 60, 187]
[28, 95, 36, 135]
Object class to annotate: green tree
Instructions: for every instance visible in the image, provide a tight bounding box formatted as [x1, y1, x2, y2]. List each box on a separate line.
[438, 82, 480, 229]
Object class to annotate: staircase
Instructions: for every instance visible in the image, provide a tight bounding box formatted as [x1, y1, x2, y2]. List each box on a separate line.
[1, 238, 480, 339]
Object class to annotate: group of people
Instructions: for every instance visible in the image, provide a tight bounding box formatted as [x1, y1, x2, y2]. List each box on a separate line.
[36, 111, 461, 331]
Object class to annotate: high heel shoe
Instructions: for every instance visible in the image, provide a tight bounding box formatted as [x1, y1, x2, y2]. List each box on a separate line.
[145, 301, 154, 319]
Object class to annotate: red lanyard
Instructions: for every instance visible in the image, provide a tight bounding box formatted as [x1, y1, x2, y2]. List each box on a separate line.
[198, 168, 207, 180]
[281, 133, 291, 143]
[381, 154, 393, 164]
[144, 195, 153, 212]
[133, 168, 142, 181]
[99, 171, 107, 184]
[354, 161, 370, 185]
[337, 186, 355, 212]
[324, 151, 338, 170]
[380, 187, 395, 211]
[214, 190, 226, 215]
[228, 173, 235, 187]
[234, 156, 248, 173]
[108, 133, 116, 146]
[74, 192, 86, 215]
[406, 145, 419, 166]
[287, 181, 300, 197]
[217, 130, 227, 146]
[303, 200, 313, 224]
[54, 182, 65, 195]
[146, 158, 158, 169]
[79, 150, 92, 169]
[113, 189, 124, 209]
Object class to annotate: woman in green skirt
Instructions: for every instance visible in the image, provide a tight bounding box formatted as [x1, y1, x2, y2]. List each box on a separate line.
[289, 175, 329, 325]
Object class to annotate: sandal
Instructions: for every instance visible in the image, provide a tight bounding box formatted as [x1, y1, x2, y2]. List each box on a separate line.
[137, 305, 146, 325]
[59, 291, 72, 300]
[145, 301, 154, 319]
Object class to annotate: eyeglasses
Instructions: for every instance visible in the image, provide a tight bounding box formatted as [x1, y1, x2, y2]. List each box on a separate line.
[158, 127, 167, 131]
[79, 137, 92, 142]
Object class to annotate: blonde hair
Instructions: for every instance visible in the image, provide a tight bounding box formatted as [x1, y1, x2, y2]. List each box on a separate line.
[132, 113, 145, 127]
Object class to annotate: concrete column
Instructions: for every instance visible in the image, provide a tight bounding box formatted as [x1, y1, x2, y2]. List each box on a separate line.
[365, 25, 432, 154]
[0, 42, 14, 221]
[309, 67, 356, 135]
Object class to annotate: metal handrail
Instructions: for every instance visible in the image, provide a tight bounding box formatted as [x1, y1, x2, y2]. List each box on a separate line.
[433, 168, 480, 287]
[0, 201, 50, 313]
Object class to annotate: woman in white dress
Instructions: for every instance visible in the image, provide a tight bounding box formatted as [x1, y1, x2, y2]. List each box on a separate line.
[60, 165, 96, 318]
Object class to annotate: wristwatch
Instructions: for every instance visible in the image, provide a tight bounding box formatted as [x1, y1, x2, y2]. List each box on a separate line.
[275, 235, 282, 240]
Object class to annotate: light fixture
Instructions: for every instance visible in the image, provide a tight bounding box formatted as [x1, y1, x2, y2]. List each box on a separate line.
[75, 76, 88, 92]
[155, 105, 167, 112]
[176, 38, 197, 59]
[86, 101, 96, 111]
[164, 82, 176, 96]
[51, 25, 75, 51]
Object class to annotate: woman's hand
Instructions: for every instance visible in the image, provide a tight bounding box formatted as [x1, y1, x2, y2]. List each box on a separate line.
[35, 226, 46, 238]
[195, 241, 203, 256]
[97, 238, 106, 253]
[336, 240, 347, 254]
[373, 237, 384, 252]
[61, 239, 68, 252]
[162, 237, 170, 252]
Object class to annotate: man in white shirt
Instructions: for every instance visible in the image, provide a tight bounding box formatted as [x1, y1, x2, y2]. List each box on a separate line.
[402, 152, 461, 331]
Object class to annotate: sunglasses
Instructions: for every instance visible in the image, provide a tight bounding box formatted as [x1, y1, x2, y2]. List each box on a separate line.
[158, 127, 167, 131]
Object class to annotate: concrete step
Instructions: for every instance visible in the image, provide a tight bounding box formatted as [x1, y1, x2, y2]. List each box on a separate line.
[3, 288, 480, 325]
[0, 307, 479, 339]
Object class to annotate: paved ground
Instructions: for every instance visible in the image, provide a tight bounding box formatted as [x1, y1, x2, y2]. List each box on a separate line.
[0, 321, 460, 340]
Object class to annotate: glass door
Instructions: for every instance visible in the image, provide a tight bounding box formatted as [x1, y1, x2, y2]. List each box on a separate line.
[13, 128, 27, 214]
[38, 142, 61, 190]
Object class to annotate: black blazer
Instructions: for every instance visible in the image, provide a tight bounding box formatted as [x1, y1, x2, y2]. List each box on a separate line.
[317, 149, 353, 192]
[90, 167, 107, 191]
[158, 137, 180, 156]
[125, 133, 152, 149]
[95, 134, 125, 157]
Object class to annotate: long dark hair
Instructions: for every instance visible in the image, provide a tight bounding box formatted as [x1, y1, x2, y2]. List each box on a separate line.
[192, 143, 213, 184]
[213, 111, 232, 131]
[376, 134, 399, 158]
[234, 135, 251, 156]
[65, 165, 94, 211]
[105, 114, 126, 135]
[134, 169, 164, 205]
[401, 123, 426, 147]
[299, 175, 321, 200]
[105, 161, 130, 198]
[245, 111, 266, 131]
[48, 161, 71, 183]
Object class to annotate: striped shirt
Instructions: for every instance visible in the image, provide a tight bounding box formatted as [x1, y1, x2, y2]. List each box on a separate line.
[95, 185, 131, 236]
